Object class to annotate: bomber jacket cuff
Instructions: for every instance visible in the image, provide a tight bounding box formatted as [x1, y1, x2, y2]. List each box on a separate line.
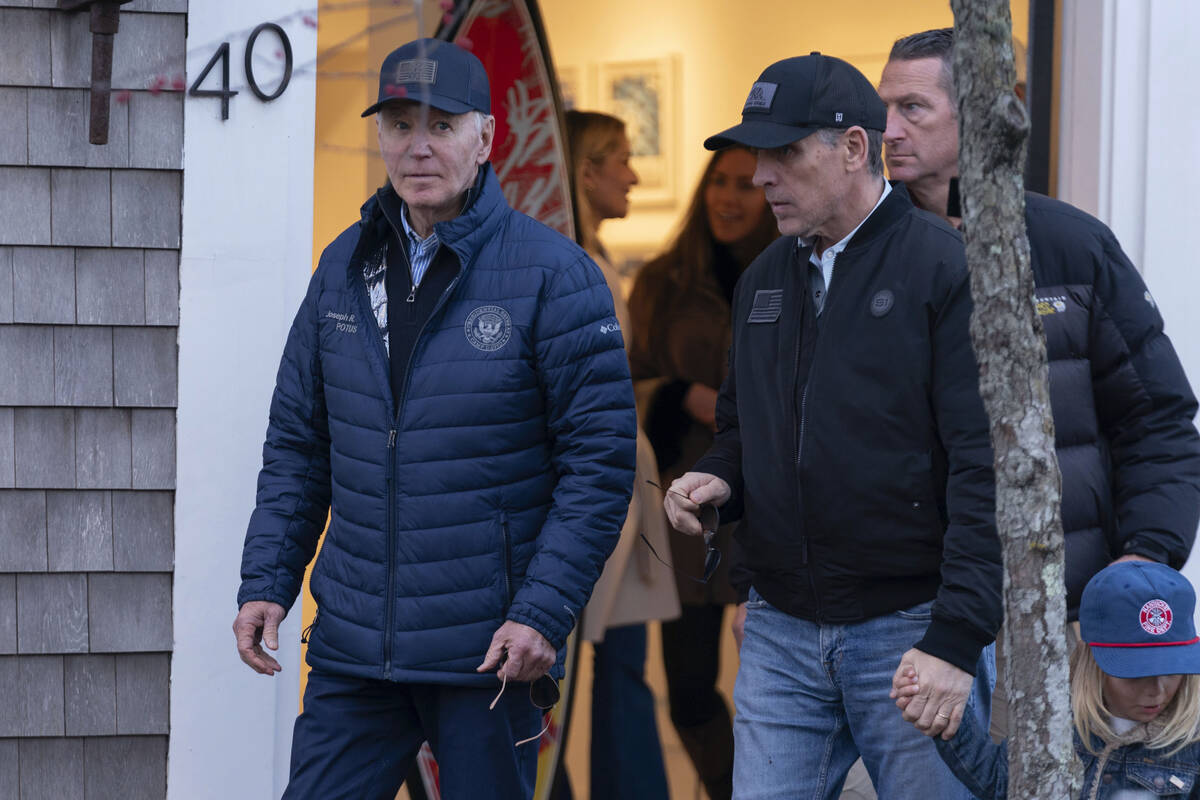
[1121, 536, 1172, 566]
[914, 618, 993, 676]
[690, 458, 742, 521]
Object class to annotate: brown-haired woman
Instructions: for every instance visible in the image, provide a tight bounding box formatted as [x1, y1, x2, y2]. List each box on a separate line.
[563, 109, 680, 799]
[627, 146, 777, 800]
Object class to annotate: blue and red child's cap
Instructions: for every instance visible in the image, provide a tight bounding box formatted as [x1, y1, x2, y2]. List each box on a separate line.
[1081, 561, 1200, 679]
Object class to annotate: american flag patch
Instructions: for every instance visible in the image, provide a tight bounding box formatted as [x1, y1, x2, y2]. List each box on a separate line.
[748, 289, 783, 323]
[396, 59, 438, 84]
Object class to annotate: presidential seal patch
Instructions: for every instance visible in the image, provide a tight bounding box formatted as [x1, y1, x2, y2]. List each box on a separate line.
[465, 305, 512, 352]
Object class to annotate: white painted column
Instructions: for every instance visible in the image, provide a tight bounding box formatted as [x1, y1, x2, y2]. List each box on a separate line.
[1058, 0, 1200, 597]
[170, 4, 317, 798]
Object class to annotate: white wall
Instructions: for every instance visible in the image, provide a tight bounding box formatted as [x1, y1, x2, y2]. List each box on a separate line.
[1059, 0, 1200, 597]
[169, 3, 317, 798]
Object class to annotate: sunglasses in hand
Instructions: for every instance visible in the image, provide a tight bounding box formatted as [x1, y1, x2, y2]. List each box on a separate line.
[644, 479, 722, 584]
[488, 650, 562, 747]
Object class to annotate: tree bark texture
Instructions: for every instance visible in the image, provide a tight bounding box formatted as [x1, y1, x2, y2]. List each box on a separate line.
[949, 1, 1078, 797]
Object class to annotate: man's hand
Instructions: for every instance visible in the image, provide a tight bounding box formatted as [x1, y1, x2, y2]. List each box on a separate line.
[477, 620, 556, 683]
[233, 601, 287, 676]
[1113, 553, 1155, 565]
[732, 601, 748, 651]
[663, 472, 731, 536]
[890, 648, 974, 740]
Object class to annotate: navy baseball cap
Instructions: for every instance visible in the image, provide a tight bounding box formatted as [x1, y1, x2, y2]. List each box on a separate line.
[362, 38, 491, 118]
[704, 52, 886, 151]
[1080, 562, 1200, 679]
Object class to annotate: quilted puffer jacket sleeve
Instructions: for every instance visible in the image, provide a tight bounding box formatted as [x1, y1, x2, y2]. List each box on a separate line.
[1090, 229, 1200, 567]
[508, 255, 637, 649]
[237, 269, 332, 611]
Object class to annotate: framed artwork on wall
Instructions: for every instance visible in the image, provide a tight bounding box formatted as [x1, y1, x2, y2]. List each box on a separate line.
[556, 64, 582, 111]
[598, 54, 681, 208]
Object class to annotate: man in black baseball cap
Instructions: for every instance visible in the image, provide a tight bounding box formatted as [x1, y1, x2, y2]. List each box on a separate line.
[235, 35, 639, 800]
[663, 52, 1000, 798]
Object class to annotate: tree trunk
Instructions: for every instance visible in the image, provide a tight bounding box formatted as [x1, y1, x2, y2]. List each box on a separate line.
[949, 1, 1078, 797]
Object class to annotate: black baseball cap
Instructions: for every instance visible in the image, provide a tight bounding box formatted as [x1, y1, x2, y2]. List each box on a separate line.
[704, 52, 886, 150]
[362, 38, 491, 118]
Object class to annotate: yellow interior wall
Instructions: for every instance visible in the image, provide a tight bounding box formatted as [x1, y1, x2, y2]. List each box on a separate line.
[540, 0, 1028, 261]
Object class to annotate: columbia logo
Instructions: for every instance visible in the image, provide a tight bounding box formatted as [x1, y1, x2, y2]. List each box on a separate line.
[599, 322, 621, 334]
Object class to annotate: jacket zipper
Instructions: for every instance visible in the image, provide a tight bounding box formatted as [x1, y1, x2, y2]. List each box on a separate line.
[794, 252, 825, 616]
[500, 510, 513, 609]
[352, 227, 464, 678]
[383, 266, 464, 677]
[383, 427, 396, 675]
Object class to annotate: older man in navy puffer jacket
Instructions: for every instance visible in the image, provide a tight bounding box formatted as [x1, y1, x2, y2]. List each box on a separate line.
[231, 39, 635, 799]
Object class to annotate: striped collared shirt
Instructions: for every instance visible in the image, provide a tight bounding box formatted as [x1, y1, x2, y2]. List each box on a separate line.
[398, 204, 440, 291]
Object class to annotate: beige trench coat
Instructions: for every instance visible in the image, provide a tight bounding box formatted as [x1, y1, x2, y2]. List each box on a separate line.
[581, 252, 681, 643]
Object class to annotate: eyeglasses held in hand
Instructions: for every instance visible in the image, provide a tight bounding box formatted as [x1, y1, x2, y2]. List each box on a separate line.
[488, 652, 561, 747]
[644, 480, 722, 584]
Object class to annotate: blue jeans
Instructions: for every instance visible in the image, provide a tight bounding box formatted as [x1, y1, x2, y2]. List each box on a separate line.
[732, 589, 994, 800]
[590, 624, 670, 799]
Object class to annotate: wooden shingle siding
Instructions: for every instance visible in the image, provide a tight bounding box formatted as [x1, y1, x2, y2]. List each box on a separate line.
[0, 490, 48, 571]
[0, 247, 13, 323]
[47, 490, 115, 571]
[0, 0, 182, 794]
[50, 168, 111, 246]
[13, 248, 74, 323]
[0, 574, 14, 653]
[28, 88, 131, 168]
[0, 656, 65, 736]
[54, 326, 116, 406]
[0, 167, 51, 245]
[16, 573, 89, 653]
[0, 89, 28, 165]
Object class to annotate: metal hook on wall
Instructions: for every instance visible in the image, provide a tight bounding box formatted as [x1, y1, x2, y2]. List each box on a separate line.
[57, 0, 135, 145]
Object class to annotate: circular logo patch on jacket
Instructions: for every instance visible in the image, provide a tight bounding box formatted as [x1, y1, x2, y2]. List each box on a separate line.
[464, 305, 512, 352]
[869, 289, 894, 317]
[1140, 599, 1173, 635]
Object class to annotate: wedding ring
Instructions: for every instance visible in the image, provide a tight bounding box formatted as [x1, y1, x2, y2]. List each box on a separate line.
[936, 712, 950, 720]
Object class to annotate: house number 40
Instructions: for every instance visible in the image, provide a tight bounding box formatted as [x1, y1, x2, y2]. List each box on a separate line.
[189, 23, 294, 121]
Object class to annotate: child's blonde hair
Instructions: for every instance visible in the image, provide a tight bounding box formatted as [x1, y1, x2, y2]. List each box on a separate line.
[1071, 639, 1200, 756]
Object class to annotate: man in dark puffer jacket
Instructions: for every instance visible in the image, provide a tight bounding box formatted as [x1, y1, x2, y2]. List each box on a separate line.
[231, 40, 635, 799]
[880, 27, 1200, 617]
[880, 26, 1200, 744]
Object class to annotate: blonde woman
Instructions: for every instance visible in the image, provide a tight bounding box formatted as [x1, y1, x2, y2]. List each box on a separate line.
[895, 561, 1200, 798]
[563, 109, 679, 799]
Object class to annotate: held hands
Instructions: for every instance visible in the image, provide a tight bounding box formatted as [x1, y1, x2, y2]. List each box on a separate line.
[233, 600, 287, 676]
[477, 620, 556, 683]
[663, 472, 731, 536]
[889, 648, 974, 740]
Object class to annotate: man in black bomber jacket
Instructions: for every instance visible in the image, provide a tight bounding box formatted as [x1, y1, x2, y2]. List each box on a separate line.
[663, 53, 1000, 799]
